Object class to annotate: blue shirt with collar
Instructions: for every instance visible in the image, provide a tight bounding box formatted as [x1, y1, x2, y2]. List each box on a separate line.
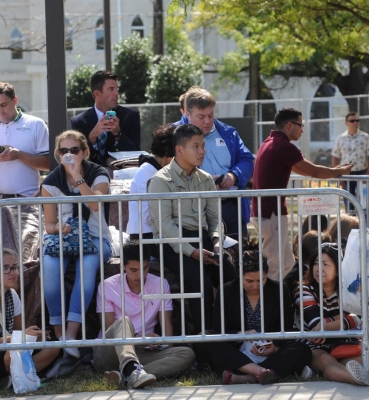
[175, 116, 254, 223]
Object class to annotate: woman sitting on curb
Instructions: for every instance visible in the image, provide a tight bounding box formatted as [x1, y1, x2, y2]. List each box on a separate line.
[196, 250, 312, 385]
[294, 243, 368, 386]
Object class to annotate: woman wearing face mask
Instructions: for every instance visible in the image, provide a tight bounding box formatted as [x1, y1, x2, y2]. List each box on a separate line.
[0, 248, 60, 390]
[294, 243, 368, 386]
[41, 130, 113, 359]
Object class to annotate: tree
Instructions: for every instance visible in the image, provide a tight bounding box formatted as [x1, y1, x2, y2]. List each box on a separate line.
[169, 0, 369, 105]
[146, 16, 205, 103]
[113, 33, 154, 104]
[66, 64, 99, 108]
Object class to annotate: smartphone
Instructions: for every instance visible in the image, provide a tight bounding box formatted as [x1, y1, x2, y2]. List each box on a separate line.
[105, 110, 116, 119]
[214, 175, 224, 185]
[144, 344, 169, 352]
[211, 254, 220, 260]
[253, 340, 273, 350]
[0, 146, 5, 153]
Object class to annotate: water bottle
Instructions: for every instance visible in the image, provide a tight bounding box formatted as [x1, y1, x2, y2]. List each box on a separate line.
[63, 153, 75, 165]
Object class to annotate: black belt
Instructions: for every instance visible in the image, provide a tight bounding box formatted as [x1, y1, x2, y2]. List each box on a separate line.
[0, 194, 25, 199]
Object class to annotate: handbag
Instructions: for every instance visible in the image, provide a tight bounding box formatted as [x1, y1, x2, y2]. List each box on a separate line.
[330, 341, 361, 360]
[10, 330, 40, 393]
[341, 229, 369, 315]
[43, 217, 98, 257]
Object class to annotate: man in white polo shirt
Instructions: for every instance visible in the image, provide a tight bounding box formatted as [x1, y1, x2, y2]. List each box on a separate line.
[0, 82, 49, 198]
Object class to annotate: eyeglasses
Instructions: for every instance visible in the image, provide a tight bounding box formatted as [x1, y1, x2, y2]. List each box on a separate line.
[59, 147, 82, 155]
[3, 264, 20, 274]
[348, 119, 360, 123]
[290, 121, 304, 128]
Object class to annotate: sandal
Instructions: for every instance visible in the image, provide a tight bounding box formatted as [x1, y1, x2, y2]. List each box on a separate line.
[257, 368, 278, 385]
[346, 360, 369, 386]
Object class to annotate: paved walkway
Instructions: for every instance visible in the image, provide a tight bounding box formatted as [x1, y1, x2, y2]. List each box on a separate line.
[4, 382, 369, 400]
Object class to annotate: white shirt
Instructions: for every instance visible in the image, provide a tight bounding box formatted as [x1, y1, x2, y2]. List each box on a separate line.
[332, 129, 369, 171]
[0, 113, 49, 196]
[127, 162, 157, 234]
[11, 288, 22, 316]
[42, 175, 112, 241]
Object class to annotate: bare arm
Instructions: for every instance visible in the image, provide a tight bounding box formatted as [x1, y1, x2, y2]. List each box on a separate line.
[158, 310, 173, 337]
[0, 147, 49, 171]
[292, 158, 351, 179]
[98, 311, 116, 331]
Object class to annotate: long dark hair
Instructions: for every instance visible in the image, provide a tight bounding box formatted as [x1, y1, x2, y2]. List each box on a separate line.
[304, 243, 340, 293]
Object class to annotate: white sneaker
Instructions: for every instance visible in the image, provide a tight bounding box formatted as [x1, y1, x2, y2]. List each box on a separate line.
[300, 365, 313, 380]
[346, 360, 369, 386]
[126, 363, 156, 389]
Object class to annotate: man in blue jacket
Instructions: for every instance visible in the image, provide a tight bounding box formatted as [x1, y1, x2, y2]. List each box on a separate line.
[175, 87, 254, 239]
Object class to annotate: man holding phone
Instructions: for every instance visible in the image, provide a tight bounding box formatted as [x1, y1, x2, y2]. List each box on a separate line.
[71, 70, 140, 166]
[94, 242, 195, 388]
[0, 82, 49, 198]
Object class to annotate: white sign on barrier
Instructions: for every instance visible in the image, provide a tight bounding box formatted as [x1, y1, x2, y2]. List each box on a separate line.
[298, 194, 339, 215]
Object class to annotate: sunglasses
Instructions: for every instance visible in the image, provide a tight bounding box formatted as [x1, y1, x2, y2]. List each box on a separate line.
[348, 119, 360, 123]
[3, 264, 20, 274]
[59, 147, 82, 155]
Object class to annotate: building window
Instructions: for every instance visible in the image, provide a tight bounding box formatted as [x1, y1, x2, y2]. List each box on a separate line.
[11, 28, 23, 59]
[65, 18, 73, 51]
[131, 16, 144, 37]
[96, 17, 104, 50]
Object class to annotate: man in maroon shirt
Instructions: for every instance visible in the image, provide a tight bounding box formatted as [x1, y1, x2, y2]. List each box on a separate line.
[251, 107, 352, 280]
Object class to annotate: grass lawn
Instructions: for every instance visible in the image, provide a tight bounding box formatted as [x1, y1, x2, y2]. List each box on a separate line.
[0, 364, 326, 397]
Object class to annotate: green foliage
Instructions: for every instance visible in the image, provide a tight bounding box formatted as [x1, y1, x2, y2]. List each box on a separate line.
[146, 50, 203, 103]
[147, 16, 206, 103]
[170, 0, 369, 95]
[114, 33, 154, 104]
[66, 64, 98, 108]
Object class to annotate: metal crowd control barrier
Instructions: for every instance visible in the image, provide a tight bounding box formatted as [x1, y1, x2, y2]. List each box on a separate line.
[0, 188, 368, 372]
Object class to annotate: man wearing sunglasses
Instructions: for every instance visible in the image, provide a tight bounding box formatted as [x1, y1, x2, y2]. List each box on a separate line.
[0, 82, 49, 198]
[332, 112, 369, 210]
[71, 70, 140, 167]
[251, 107, 352, 281]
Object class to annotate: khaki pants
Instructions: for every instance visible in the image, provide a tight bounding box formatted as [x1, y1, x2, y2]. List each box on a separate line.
[251, 213, 295, 280]
[92, 317, 195, 379]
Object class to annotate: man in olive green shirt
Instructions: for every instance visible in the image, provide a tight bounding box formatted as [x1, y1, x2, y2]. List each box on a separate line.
[148, 124, 236, 333]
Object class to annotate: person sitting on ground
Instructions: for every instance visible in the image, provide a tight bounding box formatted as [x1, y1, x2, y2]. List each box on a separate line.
[126, 124, 175, 258]
[148, 124, 237, 333]
[294, 243, 368, 386]
[0, 248, 60, 390]
[41, 130, 113, 359]
[195, 250, 312, 385]
[285, 230, 332, 296]
[93, 242, 195, 389]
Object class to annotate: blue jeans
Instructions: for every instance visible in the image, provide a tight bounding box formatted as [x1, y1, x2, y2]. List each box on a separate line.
[43, 237, 112, 325]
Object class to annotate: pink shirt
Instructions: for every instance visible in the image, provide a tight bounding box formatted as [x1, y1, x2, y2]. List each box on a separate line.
[96, 273, 173, 335]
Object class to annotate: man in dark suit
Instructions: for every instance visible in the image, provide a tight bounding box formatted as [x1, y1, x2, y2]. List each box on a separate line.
[71, 70, 140, 167]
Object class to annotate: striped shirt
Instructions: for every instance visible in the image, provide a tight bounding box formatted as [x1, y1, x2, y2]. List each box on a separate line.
[294, 284, 361, 350]
[295, 284, 361, 331]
